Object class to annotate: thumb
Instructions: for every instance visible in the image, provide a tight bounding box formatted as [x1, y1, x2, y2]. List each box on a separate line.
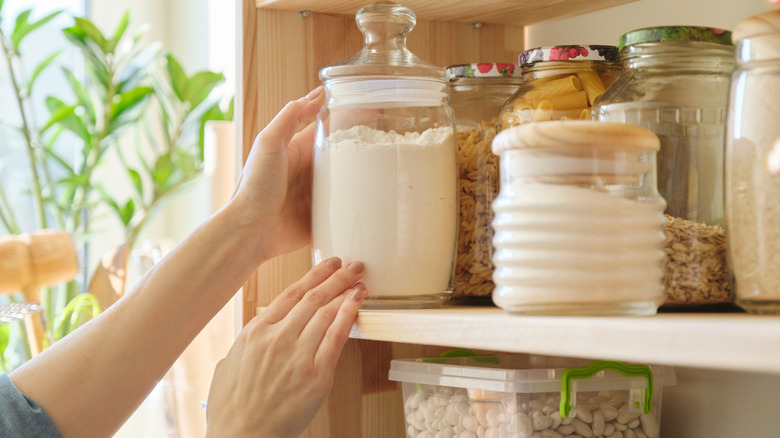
[255, 87, 324, 152]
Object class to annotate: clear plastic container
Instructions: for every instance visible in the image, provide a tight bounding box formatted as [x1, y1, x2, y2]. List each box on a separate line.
[491, 121, 667, 316]
[311, 1, 458, 309]
[499, 45, 621, 129]
[594, 26, 735, 308]
[447, 63, 522, 302]
[727, 11, 780, 314]
[389, 354, 676, 438]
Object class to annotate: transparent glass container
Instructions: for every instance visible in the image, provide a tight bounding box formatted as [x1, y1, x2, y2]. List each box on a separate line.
[447, 63, 522, 302]
[499, 45, 621, 129]
[726, 11, 780, 314]
[311, 1, 458, 309]
[594, 26, 735, 308]
[491, 121, 667, 316]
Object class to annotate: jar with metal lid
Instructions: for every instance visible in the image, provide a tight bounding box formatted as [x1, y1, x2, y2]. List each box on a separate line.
[594, 26, 735, 308]
[447, 63, 522, 302]
[726, 11, 780, 314]
[498, 45, 621, 129]
[491, 121, 666, 316]
[311, 1, 458, 309]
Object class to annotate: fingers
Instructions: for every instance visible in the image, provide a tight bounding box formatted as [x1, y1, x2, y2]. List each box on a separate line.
[313, 283, 367, 370]
[282, 261, 365, 334]
[260, 256, 343, 323]
[298, 282, 365, 351]
[256, 87, 324, 152]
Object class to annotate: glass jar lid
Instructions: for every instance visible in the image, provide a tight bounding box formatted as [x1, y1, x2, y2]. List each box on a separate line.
[519, 45, 619, 67]
[319, 1, 445, 81]
[446, 63, 518, 79]
[619, 26, 733, 51]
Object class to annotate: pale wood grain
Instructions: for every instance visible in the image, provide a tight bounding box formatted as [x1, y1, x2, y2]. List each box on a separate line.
[350, 307, 780, 375]
[256, 0, 638, 26]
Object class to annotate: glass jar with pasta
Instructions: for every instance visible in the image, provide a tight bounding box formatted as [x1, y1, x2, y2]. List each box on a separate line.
[499, 45, 621, 129]
[447, 63, 522, 302]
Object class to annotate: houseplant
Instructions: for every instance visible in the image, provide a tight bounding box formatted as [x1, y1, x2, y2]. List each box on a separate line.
[0, 3, 231, 370]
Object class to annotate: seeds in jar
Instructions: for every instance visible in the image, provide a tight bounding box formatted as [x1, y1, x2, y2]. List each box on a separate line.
[454, 125, 498, 298]
[662, 215, 731, 306]
[403, 386, 661, 438]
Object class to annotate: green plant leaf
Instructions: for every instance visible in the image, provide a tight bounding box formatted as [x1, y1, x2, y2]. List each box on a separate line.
[164, 54, 188, 102]
[55, 174, 90, 187]
[73, 17, 110, 53]
[10, 9, 62, 51]
[62, 67, 96, 125]
[184, 71, 225, 109]
[117, 42, 161, 92]
[127, 168, 143, 198]
[106, 10, 130, 54]
[63, 26, 111, 89]
[173, 150, 197, 175]
[25, 50, 61, 97]
[120, 199, 135, 226]
[45, 97, 91, 142]
[109, 86, 154, 131]
[42, 147, 75, 175]
[40, 103, 76, 133]
[0, 323, 9, 373]
[152, 154, 174, 191]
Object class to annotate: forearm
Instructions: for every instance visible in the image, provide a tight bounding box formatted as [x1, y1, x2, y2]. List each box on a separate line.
[9, 202, 269, 438]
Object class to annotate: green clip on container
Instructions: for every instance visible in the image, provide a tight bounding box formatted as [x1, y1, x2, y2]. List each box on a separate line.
[389, 355, 675, 438]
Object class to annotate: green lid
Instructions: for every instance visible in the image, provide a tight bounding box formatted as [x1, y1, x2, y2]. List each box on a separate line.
[619, 26, 733, 51]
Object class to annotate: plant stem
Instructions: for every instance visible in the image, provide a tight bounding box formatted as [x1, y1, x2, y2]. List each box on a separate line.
[0, 31, 48, 230]
[0, 183, 21, 234]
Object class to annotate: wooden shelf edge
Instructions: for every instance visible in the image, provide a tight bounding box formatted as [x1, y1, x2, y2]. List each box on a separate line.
[255, 0, 639, 27]
[349, 307, 780, 375]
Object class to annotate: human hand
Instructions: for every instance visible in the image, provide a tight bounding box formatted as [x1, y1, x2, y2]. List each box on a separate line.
[228, 87, 324, 262]
[205, 256, 366, 438]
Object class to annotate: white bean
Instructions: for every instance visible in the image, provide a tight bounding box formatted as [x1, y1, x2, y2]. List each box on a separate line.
[623, 429, 636, 438]
[575, 407, 593, 424]
[599, 404, 619, 422]
[461, 414, 477, 432]
[640, 413, 659, 438]
[607, 432, 623, 438]
[627, 418, 640, 429]
[515, 412, 534, 437]
[459, 431, 477, 438]
[571, 419, 593, 438]
[541, 430, 564, 438]
[634, 429, 647, 438]
[556, 425, 575, 435]
[616, 404, 639, 424]
[532, 411, 553, 431]
[549, 411, 562, 430]
[592, 410, 605, 436]
[603, 422, 615, 436]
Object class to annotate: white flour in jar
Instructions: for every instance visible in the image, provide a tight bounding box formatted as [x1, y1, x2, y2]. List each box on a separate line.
[312, 125, 458, 296]
[492, 184, 666, 312]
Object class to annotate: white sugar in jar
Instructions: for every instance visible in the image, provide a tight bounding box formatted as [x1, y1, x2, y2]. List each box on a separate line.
[491, 121, 666, 315]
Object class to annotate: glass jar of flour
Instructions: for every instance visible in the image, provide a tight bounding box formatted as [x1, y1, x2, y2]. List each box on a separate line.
[312, 1, 458, 308]
[491, 121, 667, 316]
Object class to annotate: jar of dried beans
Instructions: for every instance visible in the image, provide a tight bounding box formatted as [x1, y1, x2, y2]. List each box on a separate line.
[447, 63, 522, 302]
[498, 45, 621, 129]
[593, 26, 735, 308]
[727, 11, 780, 314]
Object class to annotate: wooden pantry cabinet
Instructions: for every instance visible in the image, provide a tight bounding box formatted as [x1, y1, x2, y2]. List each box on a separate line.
[238, 1, 780, 436]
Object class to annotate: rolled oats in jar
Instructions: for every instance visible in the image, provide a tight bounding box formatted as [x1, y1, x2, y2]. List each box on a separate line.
[447, 63, 522, 302]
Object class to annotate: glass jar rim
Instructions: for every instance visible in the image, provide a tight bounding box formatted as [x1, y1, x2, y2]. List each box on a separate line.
[619, 26, 733, 51]
[519, 45, 619, 67]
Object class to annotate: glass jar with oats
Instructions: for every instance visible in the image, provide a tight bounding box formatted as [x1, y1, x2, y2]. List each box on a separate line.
[594, 26, 735, 309]
[447, 63, 522, 302]
[499, 45, 621, 129]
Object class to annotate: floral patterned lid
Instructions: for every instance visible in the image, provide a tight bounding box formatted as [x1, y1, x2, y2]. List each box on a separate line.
[519, 45, 619, 66]
[619, 26, 733, 51]
[446, 63, 518, 79]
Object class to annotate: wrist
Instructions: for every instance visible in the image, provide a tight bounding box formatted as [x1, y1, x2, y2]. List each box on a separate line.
[214, 199, 273, 267]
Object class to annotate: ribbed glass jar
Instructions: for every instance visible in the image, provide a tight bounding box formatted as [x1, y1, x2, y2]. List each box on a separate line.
[491, 121, 666, 316]
[447, 63, 522, 302]
[594, 26, 735, 308]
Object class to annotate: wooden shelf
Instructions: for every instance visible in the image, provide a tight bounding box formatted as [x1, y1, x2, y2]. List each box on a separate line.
[255, 0, 639, 26]
[349, 306, 780, 375]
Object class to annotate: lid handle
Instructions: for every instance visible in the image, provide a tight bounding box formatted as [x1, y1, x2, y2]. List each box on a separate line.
[560, 360, 654, 418]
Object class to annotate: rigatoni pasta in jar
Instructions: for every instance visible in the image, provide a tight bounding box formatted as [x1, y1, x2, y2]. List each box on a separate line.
[499, 45, 621, 129]
[447, 63, 522, 302]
